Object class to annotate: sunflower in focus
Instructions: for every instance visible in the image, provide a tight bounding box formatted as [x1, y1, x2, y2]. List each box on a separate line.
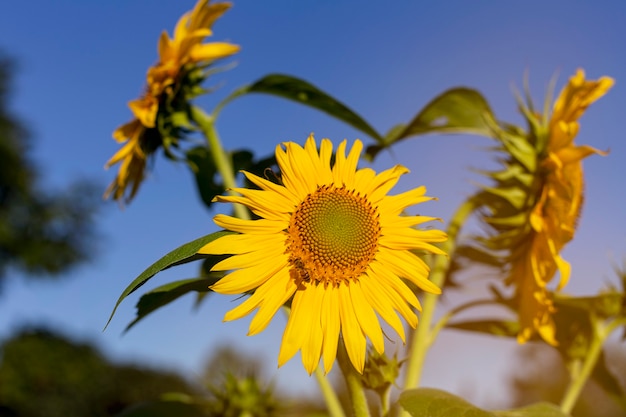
[476, 69, 613, 345]
[105, 0, 239, 204]
[199, 135, 446, 374]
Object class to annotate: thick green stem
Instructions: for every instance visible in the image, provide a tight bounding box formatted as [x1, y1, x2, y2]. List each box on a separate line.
[402, 198, 477, 390]
[338, 339, 371, 417]
[379, 386, 391, 417]
[314, 367, 347, 417]
[190, 106, 249, 220]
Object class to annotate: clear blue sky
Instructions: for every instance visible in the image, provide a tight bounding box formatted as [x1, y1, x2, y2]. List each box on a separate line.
[1, 0, 624, 407]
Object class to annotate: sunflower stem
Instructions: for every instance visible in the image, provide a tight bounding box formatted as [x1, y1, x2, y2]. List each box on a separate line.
[338, 339, 371, 417]
[402, 197, 477, 391]
[190, 106, 249, 220]
[559, 316, 610, 415]
[314, 367, 347, 417]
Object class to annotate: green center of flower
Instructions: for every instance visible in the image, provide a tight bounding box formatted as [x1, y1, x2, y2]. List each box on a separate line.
[287, 185, 381, 286]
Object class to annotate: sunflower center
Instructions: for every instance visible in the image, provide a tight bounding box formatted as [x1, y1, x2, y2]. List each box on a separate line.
[286, 185, 381, 286]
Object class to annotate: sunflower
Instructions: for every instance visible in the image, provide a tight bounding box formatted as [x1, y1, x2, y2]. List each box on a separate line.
[477, 70, 613, 345]
[199, 135, 446, 374]
[514, 69, 613, 344]
[147, 0, 240, 96]
[105, 0, 239, 204]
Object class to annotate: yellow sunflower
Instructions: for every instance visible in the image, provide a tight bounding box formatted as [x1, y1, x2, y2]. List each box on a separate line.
[147, 0, 240, 95]
[105, 94, 156, 203]
[512, 69, 613, 344]
[105, 0, 239, 203]
[199, 135, 446, 374]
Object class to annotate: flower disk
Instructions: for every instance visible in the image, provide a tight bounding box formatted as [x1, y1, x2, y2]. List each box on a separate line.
[287, 184, 381, 286]
[199, 135, 447, 374]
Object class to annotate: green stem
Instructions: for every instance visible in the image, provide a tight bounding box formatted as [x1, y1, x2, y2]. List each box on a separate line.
[338, 339, 371, 417]
[314, 367, 347, 417]
[403, 197, 477, 390]
[559, 316, 626, 415]
[380, 386, 391, 417]
[190, 106, 249, 220]
[559, 318, 606, 415]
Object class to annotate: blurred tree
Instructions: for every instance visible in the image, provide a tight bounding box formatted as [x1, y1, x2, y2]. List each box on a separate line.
[0, 51, 99, 288]
[0, 327, 196, 417]
[506, 343, 626, 417]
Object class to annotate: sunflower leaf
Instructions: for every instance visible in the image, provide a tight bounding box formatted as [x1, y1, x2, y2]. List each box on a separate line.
[215, 73, 384, 143]
[399, 388, 494, 417]
[366, 88, 497, 159]
[399, 388, 569, 417]
[493, 403, 570, 417]
[186, 146, 276, 209]
[104, 231, 231, 330]
[124, 276, 222, 332]
[447, 319, 520, 338]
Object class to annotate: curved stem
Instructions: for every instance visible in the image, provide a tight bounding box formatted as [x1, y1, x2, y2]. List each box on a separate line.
[559, 318, 605, 414]
[190, 106, 249, 220]
[314, 367, 346, 417]
[338, 339, 371, 417]
[559, 316, 626, 414]
[402, 197, 477, 390]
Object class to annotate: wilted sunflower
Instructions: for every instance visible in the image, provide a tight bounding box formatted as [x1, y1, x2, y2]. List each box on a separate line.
[477, 69, 613, 344]
[199, 135, 446, 374]
[105, 0, 239, 204]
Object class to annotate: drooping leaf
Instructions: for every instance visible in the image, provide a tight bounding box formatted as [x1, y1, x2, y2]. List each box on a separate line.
[399, 388, 570, 417]
[105, 231, 231, 329]
[447, 319, 520, 338]
[124, 276, 222, 332]
[493, 403, 570, 417]
[399, 388, 493, 417]
[367, 88, 497, 159]
[590, 350, 626, 410]
[215, 73, 384, 143]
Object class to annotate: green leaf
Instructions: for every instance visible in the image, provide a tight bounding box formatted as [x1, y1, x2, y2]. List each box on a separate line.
[399, 389, 570, 417]
[591, 350, 626, 409]
[493, 403, 569, 417]
[215, 73, 384, 143]
[104, 231, 231, 330]
[124, 276, 222, 332]
[367, 88, 497, 159]
[447, 319, 520, 338]
[400, 388, 493, 417]
[186, 147, 277, 209]
[186, 146, 223, 208]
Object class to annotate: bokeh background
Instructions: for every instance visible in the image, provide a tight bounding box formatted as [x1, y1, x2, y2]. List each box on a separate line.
[1, 0, 624, 412]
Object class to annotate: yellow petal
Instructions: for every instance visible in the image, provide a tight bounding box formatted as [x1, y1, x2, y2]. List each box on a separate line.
[338, 284, 366, 373]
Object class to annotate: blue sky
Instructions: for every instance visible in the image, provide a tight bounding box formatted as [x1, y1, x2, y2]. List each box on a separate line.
[1, 0, 625, 407]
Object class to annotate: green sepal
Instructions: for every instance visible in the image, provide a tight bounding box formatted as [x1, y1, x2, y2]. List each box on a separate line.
[215, 73, 384, 143]
[399, 388, 569, 417]
[482, 211, 528, 228]
[366, 88, 497, 159]
[104, 231, 232, 330]
[485, 165, 534, 188]
[124, 275, 222, 333]
[477, 184, 528, 210]
[500, 134, 537, 173]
